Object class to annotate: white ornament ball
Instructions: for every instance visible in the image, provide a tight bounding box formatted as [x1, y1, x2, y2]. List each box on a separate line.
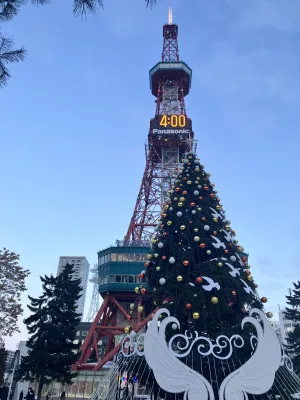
[193, 190, 199, 196]
[169, 257, 176, 264]
[191, 210, 196, 214]
[177, 211, 183, 217]
[171, 323, 178, 330]
[204, 225, 210, 231]
[159, 278, 166, 285]
[158, 242, 164, 248]
[130, 303, 135, 310]
[230, 256, 236, 262]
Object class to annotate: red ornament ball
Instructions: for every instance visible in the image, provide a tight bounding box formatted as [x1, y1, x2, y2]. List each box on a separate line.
[232, 290, 237, 296]
[144, 262, 150, 268]
[196, 276, 203, 283]
[182, 190, 188, 195]
[175, 187, 181, 192]
[190, 202, 195, 207]
[224, 249, 229, 254]
[183, 260, 190, 266]
[185, 303, 192, 310]
[245, 270, 251, 276]
[162, 256, 167, 260]
[242, 256, 247, 262]
[141, 288, 147, 295]
[261, 297, 268, 303]
[200, 243, 206, 249]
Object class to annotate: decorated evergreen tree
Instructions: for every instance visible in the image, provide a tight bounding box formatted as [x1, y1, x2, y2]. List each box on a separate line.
[284, 281, 300, 375]
[140, 152, 266, 341]
[131, 152, 283, 399]
[18, 263, 82, 400]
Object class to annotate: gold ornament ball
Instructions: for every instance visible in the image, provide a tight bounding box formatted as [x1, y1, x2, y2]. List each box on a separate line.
[266, 312, 273, 318]
[193, 312, 200, 319]
[216, 205, 221, 210]
[180, 197, 185, 202]
[134, 287, 140, 293]
[178, 202, 183, 207]
[177, 275, 183, 282]
[194, 236, 200, 242]
[147, 254, 152, 260]
[180, 225, 186, 230]
[138, 305, 144, 313]
[217, 262, 223, 267]
[194, 228, 199, 232]
[213, 218, 218, 222]
[211, 297, 219, 304]
[156, 266, 161, 271]
[195, 180, 199, 184]
[187, 181, 192, 185]
[167, 221, 172, 226]
[124, 326, 130, 334]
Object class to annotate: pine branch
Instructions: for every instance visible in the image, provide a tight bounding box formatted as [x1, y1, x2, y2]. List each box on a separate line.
[31, 0, 50, 5]
[73, 0, 103, 18]
[145, 0, 157, 7]
[0, 0, 25, 22]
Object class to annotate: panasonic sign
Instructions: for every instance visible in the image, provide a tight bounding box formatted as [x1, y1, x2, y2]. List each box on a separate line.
[152, 128, 190, 135]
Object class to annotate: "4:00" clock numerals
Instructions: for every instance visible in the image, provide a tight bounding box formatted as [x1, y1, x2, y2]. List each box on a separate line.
[159, 114, 186, 128]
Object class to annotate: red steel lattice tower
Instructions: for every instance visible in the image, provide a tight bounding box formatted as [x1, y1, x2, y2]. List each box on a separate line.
[75, 12, 196, 373]
[125, 15, 196, 243]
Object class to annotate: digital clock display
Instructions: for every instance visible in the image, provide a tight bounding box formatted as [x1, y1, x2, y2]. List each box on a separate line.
[159, 114, 186, 128]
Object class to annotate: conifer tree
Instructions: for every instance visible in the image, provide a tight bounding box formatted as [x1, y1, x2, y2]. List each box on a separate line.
[141, 153, 266, 339]
[18, 263, 82, 400]
[135, 152, 272, 394]
[284, 281, 300, 374]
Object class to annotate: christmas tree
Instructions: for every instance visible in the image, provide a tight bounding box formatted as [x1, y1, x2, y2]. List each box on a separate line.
[18, 263, 82, 400]
[130, 152, 294, 400]
[140, 152, 266, 340]
[284, 281, 300, 375]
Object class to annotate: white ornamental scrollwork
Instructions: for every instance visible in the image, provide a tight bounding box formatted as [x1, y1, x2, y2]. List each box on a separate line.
[168, 330, 244, 360]
[121, 308, 283, 400]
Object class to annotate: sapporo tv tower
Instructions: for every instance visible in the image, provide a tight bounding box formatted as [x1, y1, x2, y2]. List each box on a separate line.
[75, 7, 196, 371]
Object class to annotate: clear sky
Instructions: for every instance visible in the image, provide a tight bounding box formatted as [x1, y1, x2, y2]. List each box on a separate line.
[1, 0, 300, 350]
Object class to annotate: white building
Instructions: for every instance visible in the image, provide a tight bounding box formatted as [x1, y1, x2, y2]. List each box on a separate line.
[57, 256, 90, 320]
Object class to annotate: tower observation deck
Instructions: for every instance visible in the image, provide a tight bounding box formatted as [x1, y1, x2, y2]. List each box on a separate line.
[75, 13, 196, 372]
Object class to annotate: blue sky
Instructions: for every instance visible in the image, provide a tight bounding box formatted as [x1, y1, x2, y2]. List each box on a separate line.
[1, 0, 300, 350]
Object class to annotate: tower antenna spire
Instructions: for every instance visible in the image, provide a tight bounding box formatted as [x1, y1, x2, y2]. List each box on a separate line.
[168, 0, 173, 25]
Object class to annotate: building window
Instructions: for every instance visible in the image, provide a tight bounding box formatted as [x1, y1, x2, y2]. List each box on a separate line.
[111, 253, 117, 262]
[116, 275, 122, 283]
[82, 331, 88, 336]
[128, 276, 134, 283]
[109, 275, 115, 283]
